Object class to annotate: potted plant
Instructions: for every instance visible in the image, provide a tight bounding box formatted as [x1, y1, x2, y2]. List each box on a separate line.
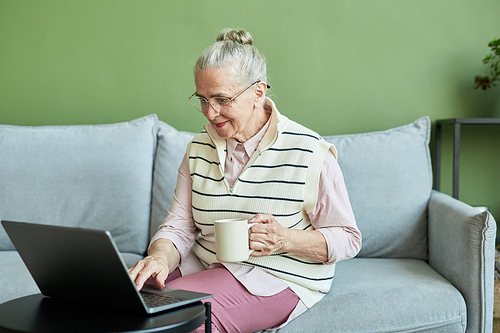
[474, 38, 500, 90]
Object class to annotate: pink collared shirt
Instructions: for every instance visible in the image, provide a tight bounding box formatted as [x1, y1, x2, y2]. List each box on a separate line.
[151, 114, 361, 282]
[150, 114, 361, 324]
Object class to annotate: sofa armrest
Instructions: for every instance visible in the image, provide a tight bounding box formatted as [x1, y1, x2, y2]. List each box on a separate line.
[428, 190, 496, 333]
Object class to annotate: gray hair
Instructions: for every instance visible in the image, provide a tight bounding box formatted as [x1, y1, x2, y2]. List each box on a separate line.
[195, 29, 267, 87]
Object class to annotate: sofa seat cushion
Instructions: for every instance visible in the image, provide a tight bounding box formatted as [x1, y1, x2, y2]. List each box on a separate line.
[323, 117, 432, 259]
[278, 258, 466, 333]
[0, 115, 158, 255]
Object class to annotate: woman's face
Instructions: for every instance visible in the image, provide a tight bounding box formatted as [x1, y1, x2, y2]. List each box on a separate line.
[194, 66, 266, 142]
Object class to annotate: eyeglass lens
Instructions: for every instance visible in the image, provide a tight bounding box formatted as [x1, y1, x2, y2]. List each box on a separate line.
[189, 80, 262, 115]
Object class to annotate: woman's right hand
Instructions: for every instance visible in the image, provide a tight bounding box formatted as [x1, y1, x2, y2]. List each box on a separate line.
[128, 255, 170, 291]
[128, 239, 180, 291]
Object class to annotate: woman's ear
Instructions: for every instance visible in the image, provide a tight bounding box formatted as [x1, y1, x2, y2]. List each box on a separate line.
[254, 81, 268, 108]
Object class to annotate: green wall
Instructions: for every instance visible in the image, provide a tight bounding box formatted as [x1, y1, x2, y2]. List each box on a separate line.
[1, 1, 499, 230]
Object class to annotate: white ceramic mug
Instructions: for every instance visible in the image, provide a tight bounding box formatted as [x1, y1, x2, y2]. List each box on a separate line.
[214, 218, 253, 262]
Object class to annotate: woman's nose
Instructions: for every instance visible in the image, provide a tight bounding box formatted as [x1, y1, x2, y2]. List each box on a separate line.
[204, 103, 220, 120]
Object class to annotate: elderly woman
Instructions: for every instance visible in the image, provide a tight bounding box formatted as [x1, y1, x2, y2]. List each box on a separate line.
[129, 29, 361, 333]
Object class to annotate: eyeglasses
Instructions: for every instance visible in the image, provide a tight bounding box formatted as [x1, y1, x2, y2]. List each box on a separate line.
[189, 80, 262, 116]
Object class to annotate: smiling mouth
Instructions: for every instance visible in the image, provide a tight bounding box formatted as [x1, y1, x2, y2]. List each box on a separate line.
[214, 121, 227, 128]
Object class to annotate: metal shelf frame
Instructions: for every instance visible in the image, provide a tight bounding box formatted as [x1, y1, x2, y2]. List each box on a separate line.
[434, 118, 500, 199]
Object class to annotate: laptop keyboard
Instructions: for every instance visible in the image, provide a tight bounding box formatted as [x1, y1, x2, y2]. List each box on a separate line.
[141, 291, 186, 308]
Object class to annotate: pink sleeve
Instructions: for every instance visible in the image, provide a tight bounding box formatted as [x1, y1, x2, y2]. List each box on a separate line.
[149, 153, 198, 264]
[309, 151, 362, 264]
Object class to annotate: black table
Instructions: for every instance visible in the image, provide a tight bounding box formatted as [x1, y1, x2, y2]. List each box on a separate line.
[0, 294, 211, 333]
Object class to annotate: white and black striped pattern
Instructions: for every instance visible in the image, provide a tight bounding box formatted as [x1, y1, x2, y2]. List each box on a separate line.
[187, 115, 336, 305]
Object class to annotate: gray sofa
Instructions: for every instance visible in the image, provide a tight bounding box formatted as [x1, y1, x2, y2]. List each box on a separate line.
[0, 115, 496, 332]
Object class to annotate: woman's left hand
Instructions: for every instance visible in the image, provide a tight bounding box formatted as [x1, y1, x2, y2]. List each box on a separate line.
[248, 213, 329, 262]
[249, 214, 289, 257]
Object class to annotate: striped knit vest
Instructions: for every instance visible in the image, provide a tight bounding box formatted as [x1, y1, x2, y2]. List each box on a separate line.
[188, 110, 336, 307]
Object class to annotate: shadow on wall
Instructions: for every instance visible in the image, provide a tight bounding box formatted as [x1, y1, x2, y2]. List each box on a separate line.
[459, 83, 500, 118]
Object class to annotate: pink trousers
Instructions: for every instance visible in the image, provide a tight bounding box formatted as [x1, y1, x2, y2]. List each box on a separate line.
[163, 267, 300, 333]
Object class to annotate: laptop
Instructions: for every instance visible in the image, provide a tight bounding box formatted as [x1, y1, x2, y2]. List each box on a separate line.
[1, 220, 212, 314]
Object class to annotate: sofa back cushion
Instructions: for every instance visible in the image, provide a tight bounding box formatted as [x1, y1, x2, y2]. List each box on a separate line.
[150, 121, 195, 239]
[323, 117, 432, 259]
[0, 115, 158, 255]
[150, 117, 432, 259]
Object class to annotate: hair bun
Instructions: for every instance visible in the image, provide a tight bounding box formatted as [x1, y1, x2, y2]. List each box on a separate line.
[216, 28, 253, 45]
